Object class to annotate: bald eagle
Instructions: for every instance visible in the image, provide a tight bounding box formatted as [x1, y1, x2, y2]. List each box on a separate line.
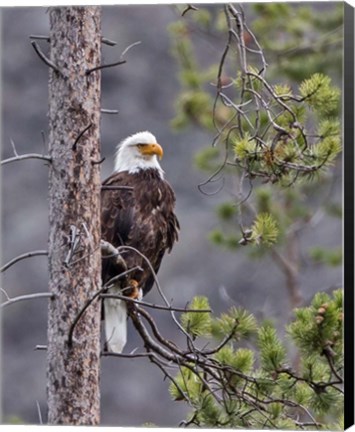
[101, 131, 179, 353]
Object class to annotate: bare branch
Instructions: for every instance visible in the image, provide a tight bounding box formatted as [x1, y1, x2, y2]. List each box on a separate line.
[128, 304, 179, 362]
[86, 41, 141, 75]
[101, 37, 117, 46]
[10, 138, 19, 156]
[36, 401, 43, 425]
[72, 123, 93, 151]
[0, 288, 10, 302]
[1, 153, 51, 166]
[35, 345, 48, 351]
[121, 40, 142, 57]
[101, 350, 153, 359]
[86, 59, 126, 75]
[1, 250, 48, 273]
[91, 156, 106, 165]
[117, 244, 196, 345]
[323, 346, 343, 384]
[101, 108, 119, 115]
[67, 266, 141, 348]
[201, 320, 239, 355]
[181, 4, 199, 16]
[135, 305, 185, 356]
[29, 34, 50, 42]
[1, 292, 54, 309]
[31, 41, 62, 75]
[101, 293, 211, 314]
[67, 286, 105, 349]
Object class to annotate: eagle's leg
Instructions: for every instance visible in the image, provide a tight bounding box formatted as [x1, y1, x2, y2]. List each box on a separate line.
[124, 279, 143, 300]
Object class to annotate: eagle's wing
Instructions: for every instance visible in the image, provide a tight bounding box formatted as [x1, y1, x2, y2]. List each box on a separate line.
[101, 172, 136, 285]
[101, 170, 179, 294]
[101, 172, 135, 247]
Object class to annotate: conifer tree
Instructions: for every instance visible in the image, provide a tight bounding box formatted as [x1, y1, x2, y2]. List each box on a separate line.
[166, 4, 343, 429]
[169, 3, 342, 309]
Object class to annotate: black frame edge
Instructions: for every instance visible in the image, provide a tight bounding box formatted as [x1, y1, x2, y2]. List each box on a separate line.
[344, 1, 355, 430]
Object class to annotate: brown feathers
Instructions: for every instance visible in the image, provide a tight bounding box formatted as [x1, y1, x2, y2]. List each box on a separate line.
[101, 169, 179, 296]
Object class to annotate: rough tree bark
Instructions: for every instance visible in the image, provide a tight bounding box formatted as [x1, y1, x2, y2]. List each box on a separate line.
[47, 7, 102, 425]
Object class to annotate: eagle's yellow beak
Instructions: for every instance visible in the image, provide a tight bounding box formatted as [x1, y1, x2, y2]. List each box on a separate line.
[138, 143, 164, 160]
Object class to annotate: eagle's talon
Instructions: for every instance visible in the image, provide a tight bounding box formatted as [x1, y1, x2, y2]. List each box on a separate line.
[124, 279, 142, 300]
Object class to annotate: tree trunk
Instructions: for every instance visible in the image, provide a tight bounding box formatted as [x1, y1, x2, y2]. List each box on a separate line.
[47, 6, 102, 425]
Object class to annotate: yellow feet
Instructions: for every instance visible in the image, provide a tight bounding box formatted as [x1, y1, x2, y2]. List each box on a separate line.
[124, 279, 143, 300]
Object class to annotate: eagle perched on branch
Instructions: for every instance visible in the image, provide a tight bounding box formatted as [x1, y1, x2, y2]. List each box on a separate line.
[101, 131, 179, 353]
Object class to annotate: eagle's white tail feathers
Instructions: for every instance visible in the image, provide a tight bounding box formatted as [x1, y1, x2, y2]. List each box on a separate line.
[104, 297, 127, 353]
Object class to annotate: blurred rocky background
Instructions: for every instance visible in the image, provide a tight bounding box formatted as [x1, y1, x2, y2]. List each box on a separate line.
[1, 4, 342, 426]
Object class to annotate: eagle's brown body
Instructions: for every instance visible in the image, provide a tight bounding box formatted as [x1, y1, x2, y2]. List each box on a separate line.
[101, 168, 179, 296]
[100, 131, 178, 353]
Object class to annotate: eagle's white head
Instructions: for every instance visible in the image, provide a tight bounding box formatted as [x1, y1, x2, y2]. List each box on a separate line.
[114, 131, 164, 178]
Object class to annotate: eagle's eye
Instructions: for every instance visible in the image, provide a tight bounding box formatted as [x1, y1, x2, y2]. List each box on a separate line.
[137, 144, 145, 149]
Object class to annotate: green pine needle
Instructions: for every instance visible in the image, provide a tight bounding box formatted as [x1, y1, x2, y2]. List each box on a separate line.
[181, 296, 211, 338]
[250, 213, 279, 246]
[299, 73, 340, 116]
[211, 307, 258, 341]
[258, 323, 286, 372]
[168, 366, 203, 402]
[233, 134, 258, 160]
[216, 202, 236, 220]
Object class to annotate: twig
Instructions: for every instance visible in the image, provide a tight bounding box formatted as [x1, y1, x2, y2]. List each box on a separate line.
[117, 245, 195, 344]
[121, 41, 141, 58]
[29, 34, 50, 42]
[101, 293, 211, 313]
[323, 347, 343, 383]
[128, 304, 179, 362]
[101, 37, 117, 46]
[65, 236, 113, 269]
[103, 348, 188, 406]
[40, 130, 47, 154]
[91, 156, 105, 165]
[67, 266, 141, 348]
[81, 222, 93, 249]
[202, 320, 239, 355]
[36, 400, 43, 425]
[63, 225, 81, 266]
[135, 305, 185, 356]
[86, 59, 126, 75]
[294, 420, 322, 429]
[150, 354, 194, 406]
[117, 245, 165, 299]
[10, 139, 18, 156]
[181, 4, 199, 16]
[86, 41, 141, 75]
[31, 41, 62, 75]
[0, 288, 10, 302]
[101, 350, 153, 359]
[197, 141, 228, 196]
[35, 345, 47, 351]
[1, 292, 54, 309]
[104, 268, 143, 289]
[1, 250, 48, 273]
[1, 153, 51, 166]
[67, 286, 107, 348]
[72, 123, 93, 151]
[101, 109, 119, 115]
